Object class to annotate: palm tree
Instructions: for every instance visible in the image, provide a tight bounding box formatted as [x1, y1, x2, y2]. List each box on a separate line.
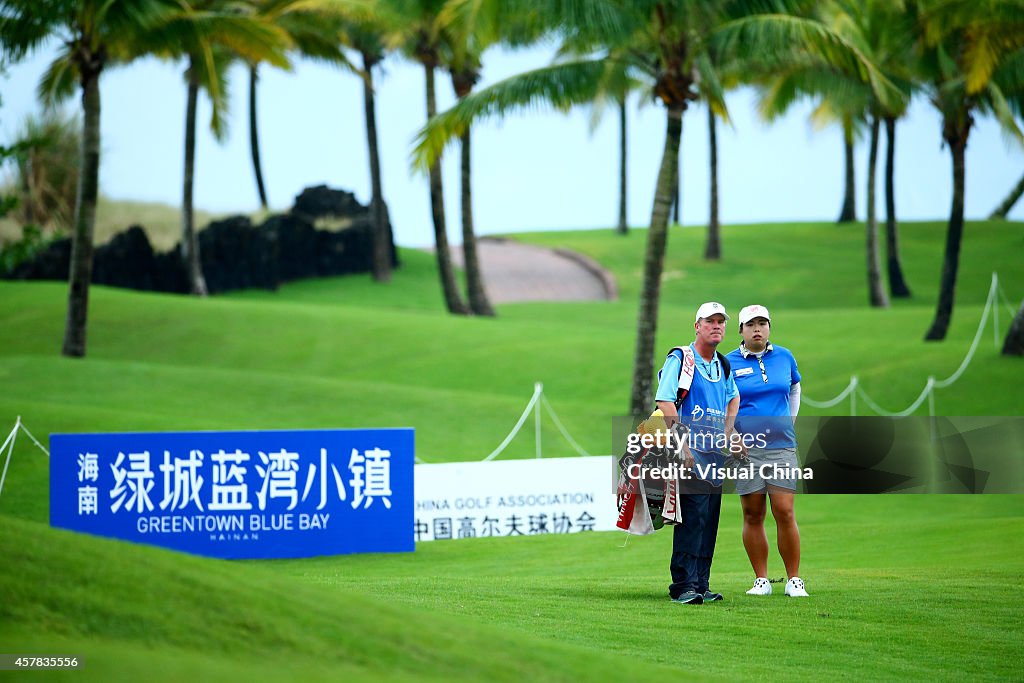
[357, 36, 393, 283]
[556, 38, 642, 237]
[248, 63, 270, 209]
[245, 2, 395, 281]
[617, 94, 628, 234]
[705, 104, 721, 260]
[10, 109, 81, 232]
[670, 154, 682, 226]
[861, 0, 915, 299]
[917, 0, 1024, 340]
[435, 0, 548, 314]
[155, 1, 291, 296]
[754, 0, 914, 306]
[701, 48, 740, 262]
[440, 1, 501, 316]
[386, 0, 469, 314]
[0, 0, 182, 357]
[883, 114, 911, 296]
[695, 41, 738, 261]
[864, 114, 888, 307]
[449, 58, 495, 315]
[836, 115, 857, 222]
[414, 0, 901, 416]
[245, 1, 355, 211]
[333, 10, 398, 283]
[181, 51, 219, 296]
[757, 73, 887, 302]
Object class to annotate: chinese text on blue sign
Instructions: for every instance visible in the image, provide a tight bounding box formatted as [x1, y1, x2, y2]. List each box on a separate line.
[50, 428, 414, 559]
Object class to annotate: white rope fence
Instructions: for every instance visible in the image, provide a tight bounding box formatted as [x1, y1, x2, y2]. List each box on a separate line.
[482, 382, 592, 461]
[12, 274, 1015, 468]
[0, 416, 49, 504]
[487, 274, 1013, 459]
[803, 272, 1009, 417]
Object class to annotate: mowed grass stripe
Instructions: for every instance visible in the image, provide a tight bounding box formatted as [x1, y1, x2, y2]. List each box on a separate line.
[265, 496, 1022, 681]
[0, 515, 702, 682]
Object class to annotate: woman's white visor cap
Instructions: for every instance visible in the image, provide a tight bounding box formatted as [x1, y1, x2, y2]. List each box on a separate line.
[738, 305, 771, 325]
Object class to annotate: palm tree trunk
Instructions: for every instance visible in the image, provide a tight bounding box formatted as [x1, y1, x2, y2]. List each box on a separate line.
[249, 64, 269, 210]
[1003, 298, 1024, 355]
[837, 118, 856, 223]
[884, 116, 911, 298]
[989, 170, 1024, 220]
[617, 95, 628, 234]
[362, 51, 391, 283]
[704, 106, 721, 260]
[866, 116, 888, 308]
[61, 65, 101, 358]
[424, 63, 469, 315]
[459, 128, 494, 316]
[630, 106, 683, 418]
[182, 61, 208, 297]
[925, 115, 970, 341]
[671, 152, 681, 225]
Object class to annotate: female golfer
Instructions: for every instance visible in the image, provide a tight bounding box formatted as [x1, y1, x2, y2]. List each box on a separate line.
[726, 305, 809, 597]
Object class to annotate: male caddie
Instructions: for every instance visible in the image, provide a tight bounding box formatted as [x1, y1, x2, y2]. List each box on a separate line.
[655, 302, 740, 605]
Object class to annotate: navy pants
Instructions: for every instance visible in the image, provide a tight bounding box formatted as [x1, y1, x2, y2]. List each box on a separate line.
[668, 479, 723, 598]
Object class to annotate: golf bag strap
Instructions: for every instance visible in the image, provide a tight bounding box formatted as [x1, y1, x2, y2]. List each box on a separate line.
[664, 345, 731, 410]
[666, 346, 695, 409]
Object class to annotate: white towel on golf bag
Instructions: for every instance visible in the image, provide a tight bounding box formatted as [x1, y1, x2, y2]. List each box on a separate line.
[661, 476, 683, 525]
[616, 470, 683, 535]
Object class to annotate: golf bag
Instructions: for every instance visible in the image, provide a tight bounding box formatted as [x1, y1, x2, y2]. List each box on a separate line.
[615, 419, 686, 535]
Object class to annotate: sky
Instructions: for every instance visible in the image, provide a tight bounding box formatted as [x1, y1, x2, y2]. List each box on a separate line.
[2, 40, 1022, 248]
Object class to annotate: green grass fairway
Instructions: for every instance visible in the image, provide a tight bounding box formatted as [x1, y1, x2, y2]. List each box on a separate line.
[1, 218, 1022, 679]
[2, 496, 1020, 681]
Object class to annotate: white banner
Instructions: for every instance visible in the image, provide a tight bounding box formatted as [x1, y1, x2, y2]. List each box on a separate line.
[414, 456, 616, 542]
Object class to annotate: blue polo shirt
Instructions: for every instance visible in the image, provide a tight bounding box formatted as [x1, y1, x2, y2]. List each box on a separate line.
[725, 343, 801, 449]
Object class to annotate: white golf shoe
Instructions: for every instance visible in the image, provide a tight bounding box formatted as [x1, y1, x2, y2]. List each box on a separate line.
[785, 577, 810, 597]
[746, 577, 772, 595]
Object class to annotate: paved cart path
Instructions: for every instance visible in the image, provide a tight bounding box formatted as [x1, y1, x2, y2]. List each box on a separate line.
[446, 237, 617, 304]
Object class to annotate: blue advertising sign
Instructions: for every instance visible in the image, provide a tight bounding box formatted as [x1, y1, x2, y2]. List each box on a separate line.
[50, 428, 414, 559]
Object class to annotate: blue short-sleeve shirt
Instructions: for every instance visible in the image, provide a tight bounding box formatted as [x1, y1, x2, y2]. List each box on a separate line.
[725, 343, 801, 449]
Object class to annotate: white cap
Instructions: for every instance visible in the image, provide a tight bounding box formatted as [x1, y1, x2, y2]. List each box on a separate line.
[738, 304, 771, 326]
[694, 301, 729, 322]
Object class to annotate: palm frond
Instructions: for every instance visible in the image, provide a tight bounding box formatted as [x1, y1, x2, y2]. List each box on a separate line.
[992, 48, 1024, 118]
[755, 63, 822, 121]
[712, 13, 904, 115]
[0, 0, 69, 63]
[411, 56, 610, 170]
[964, 24, 1024, 94]
[981, 81, 1024, 146]
[187, 42, 233, 140]
[265, 0, 377, 22]
[190, 11, 293, 68]
[695, 52, 728, 123]
[36, 44, 78, 106]
[531, 0, 633, 48]
[279, 11, 351, 67]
